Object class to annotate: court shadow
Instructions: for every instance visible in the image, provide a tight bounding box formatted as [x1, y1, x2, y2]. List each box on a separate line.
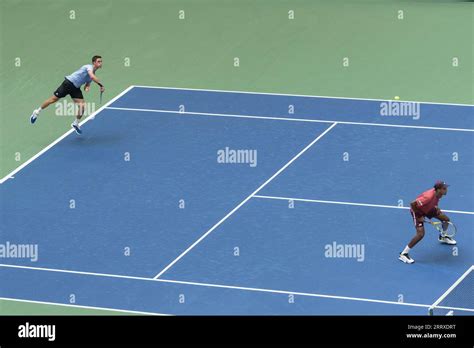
[66, 134, 125, 146]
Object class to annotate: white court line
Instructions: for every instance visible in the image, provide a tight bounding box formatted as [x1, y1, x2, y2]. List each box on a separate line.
[253, 195, 474, 215]
[2, 85, 471, 184]
[429, 265, 474, 314]
[4, 263, 472, 312]
[153, 122, 338, 279]
[132, 85, 474, 107]
[0, 85, 135, 185]
[106, 106, 474, 133]
[0, 296, 169, 316]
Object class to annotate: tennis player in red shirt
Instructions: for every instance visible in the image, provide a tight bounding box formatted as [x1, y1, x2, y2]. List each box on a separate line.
[399, 181, 456, 264]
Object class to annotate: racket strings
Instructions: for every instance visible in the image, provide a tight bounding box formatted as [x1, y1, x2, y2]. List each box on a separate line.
[432, 221, 455, 237]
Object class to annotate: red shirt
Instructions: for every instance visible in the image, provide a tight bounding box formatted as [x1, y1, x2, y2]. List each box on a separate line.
[414, 188, 440, 215]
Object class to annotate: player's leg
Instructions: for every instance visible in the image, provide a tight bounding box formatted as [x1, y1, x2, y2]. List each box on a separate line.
[399, 210, 424, 264]
[71, 97, 85, 135]
[30, 95, 60, 124]
[41, 96, 60, 109]
[407, 225, 425, 249]
[30, 80, 67, 124]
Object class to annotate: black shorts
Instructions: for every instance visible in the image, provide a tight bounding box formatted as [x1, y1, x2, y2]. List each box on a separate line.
[54, 79, 83, 99]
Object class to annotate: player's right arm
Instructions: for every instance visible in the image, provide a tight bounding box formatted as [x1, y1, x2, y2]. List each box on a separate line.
[87, 70, 104, 92]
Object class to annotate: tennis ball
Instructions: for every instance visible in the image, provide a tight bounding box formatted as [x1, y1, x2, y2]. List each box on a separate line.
[394, 96, 400, 100]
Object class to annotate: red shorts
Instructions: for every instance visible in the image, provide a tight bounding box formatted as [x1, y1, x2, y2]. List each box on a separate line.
[410, 208, 437, 228]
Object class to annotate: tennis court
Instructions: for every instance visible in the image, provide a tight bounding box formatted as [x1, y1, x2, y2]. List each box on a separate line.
[1, 86, 472, 315]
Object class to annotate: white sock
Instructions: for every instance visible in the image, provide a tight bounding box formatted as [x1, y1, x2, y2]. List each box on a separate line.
[35, 107, 42, 114]
[402, 246, 411, 254]
[73, 119, 79, 126]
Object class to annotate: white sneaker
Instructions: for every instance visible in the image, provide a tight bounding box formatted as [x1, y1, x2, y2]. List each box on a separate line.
[399, 253, 415, 264]
[30, 109, 40, 124]
[438, 235, 457, 245]
[71, 123, 82, 135]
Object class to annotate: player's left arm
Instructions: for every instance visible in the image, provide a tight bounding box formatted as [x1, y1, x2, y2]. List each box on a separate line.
[435, 206, 450, 222]
[84, 83, 91, 92]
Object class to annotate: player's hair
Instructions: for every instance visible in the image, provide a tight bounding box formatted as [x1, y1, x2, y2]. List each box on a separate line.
[92, 55, 102, 63]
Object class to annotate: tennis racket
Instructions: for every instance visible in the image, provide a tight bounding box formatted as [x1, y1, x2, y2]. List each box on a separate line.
[424, 220, 456, 238]
[99, 90, 103, 105]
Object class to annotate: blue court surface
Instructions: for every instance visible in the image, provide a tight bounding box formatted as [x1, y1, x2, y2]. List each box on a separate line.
[1, 86, 473, 315]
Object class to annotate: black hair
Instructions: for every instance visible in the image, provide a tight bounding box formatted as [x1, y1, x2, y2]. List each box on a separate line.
[92, 55, 102, 63]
